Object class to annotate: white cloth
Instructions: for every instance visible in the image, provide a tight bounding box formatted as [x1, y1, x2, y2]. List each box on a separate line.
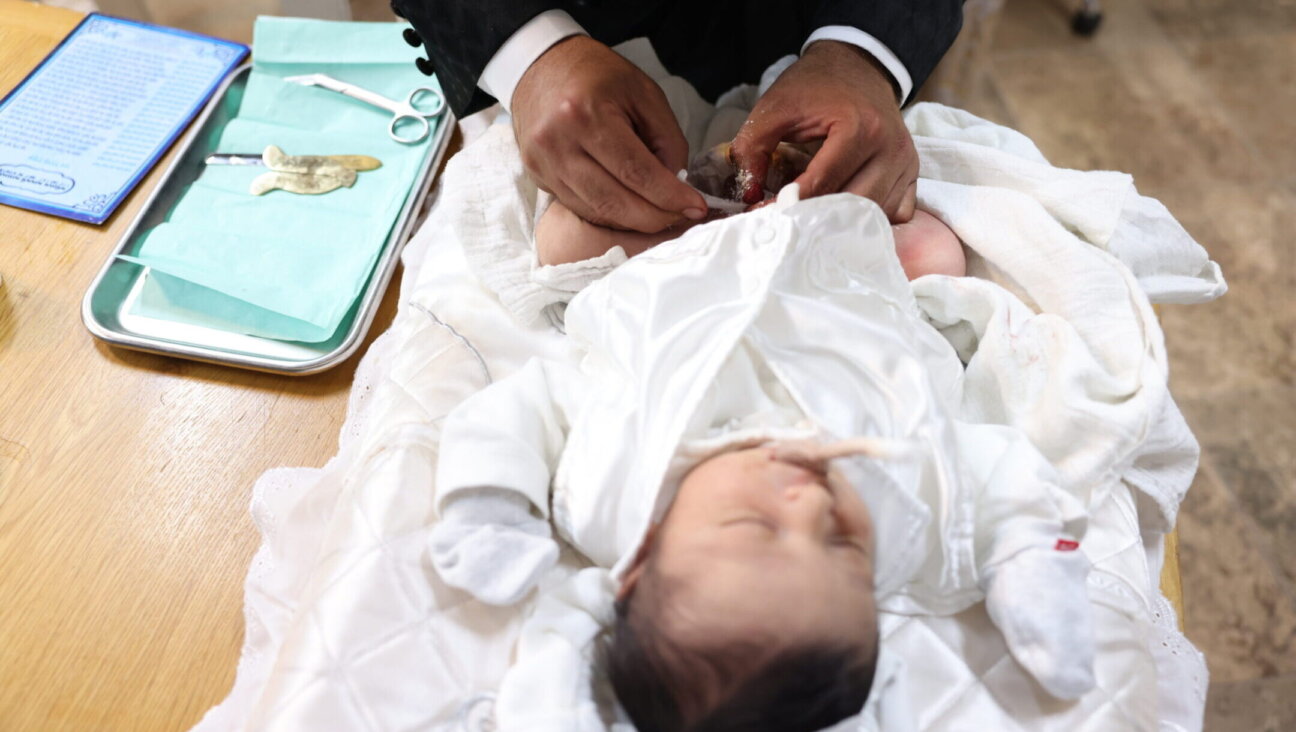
[435, 193, 1097, 727]
[904, 102, 1224, 536]
[437, 193, 1086, 582]
[192, 42, 1221, 732]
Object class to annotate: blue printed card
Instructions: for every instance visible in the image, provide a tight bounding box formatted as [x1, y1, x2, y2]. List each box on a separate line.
[0, 14, 247, 224]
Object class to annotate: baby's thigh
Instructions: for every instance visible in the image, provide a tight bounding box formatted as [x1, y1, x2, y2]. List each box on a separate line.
[536, 203, 612, 266]
[891, 210, 967, 279]
[535, 201, 680, 266]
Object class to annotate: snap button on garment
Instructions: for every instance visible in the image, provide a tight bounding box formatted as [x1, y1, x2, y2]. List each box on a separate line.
[754, 225, 776, 244]
[456, 694, 496, 731]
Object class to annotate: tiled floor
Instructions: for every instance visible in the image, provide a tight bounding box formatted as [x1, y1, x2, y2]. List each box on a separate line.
[973, 0, 1296, 729]
[68, 0, 1294, 727]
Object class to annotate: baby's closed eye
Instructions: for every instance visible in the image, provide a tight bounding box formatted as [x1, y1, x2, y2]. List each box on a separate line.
[724, 516, 778, 533]
[829, 534, 869, 555]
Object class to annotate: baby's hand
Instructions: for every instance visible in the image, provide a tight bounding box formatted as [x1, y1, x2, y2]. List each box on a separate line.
[428, 489, 559, 606]
[984, 546, 1095, 699]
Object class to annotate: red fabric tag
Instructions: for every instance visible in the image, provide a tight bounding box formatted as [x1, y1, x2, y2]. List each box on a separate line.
[1055, 539, 1080, 552]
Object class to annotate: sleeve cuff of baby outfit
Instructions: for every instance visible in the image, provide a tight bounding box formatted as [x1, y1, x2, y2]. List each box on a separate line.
[436, 440, 554, 517]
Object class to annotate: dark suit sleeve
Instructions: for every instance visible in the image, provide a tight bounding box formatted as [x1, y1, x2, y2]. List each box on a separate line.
[811, 0, 963, 103]
[390, 0, 559, 117]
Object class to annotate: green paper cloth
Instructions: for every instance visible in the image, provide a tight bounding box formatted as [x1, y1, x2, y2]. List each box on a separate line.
[121, 17, 442, 343]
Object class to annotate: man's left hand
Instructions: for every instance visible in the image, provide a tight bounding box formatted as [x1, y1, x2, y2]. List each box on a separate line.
[731, 40, 919, 223]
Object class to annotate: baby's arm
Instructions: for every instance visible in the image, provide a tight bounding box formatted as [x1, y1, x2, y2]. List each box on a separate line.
[963, 423, 1086, 565]
[959, 422, 1094, 700]
[432, 359, 586, 605]
[436, 358, 582, 509]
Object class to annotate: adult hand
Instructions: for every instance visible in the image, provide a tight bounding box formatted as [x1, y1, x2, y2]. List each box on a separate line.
[511, 35, 706, 233]
[731, 40, 919, 223]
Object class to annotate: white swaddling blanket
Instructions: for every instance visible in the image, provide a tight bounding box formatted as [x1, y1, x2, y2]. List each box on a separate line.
[193, 44, 1224, 732]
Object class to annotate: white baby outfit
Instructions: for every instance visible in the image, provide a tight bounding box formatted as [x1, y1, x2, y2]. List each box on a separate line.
[188, 38, 1225, 732]
[432, 191, 1097, 730]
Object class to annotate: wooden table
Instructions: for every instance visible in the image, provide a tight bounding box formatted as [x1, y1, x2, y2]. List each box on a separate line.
[0, 2, 406, 729]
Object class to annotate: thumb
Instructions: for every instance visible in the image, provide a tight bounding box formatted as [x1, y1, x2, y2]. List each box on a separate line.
[627, 80, 705, 210]
[731, 105, 793, 205]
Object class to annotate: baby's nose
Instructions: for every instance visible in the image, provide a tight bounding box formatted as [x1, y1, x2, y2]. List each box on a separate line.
[782, 482, 835, 535]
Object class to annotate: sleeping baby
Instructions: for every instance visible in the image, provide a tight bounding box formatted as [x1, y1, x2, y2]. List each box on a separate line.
[430, 191, 1094, 731]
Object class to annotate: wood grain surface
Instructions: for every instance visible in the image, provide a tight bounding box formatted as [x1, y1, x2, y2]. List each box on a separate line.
[0, 2, 404, 729]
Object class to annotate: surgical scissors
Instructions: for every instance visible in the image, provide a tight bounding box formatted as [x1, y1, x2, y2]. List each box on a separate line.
[284, 73, 446, 144]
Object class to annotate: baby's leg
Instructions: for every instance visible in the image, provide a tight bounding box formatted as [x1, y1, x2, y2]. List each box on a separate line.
[535, 201, 702, 266]
[891, 210, 967, 279]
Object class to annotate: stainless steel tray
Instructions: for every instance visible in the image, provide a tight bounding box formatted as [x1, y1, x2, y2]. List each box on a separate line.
[81, 63, 454, 375]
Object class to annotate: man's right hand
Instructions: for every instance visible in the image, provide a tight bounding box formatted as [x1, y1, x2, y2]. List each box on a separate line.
[510, 36, 706, 233]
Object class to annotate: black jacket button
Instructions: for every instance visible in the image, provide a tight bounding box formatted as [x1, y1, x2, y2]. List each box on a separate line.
[415, 56, 435, 76]
[403, 27, 423, 47]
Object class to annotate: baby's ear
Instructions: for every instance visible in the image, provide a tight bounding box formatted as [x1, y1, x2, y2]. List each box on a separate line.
[616, 524, 660, 602]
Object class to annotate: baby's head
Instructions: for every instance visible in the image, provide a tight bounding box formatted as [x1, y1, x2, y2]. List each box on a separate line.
[605, 445, 879, 731]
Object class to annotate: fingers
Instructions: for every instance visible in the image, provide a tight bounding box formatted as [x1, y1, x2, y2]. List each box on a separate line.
[839, 139, 919, 223]
[769, 441, 831, 473]
[860, 165, 912, 221]
[879, 149, 920, 223]
[558, 152, 686, 233]
[584, 115, 704, 222]
[894, 180, 918, 223]
[793, 125, 872, 199]
[512, 37, 704, 232]
[731, 105, 796, 204]
[630, 81, 692, 174]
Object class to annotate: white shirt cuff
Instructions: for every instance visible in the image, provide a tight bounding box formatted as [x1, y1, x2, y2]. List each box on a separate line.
[479, 9, 588, 112]
[802, 25, 914, 103]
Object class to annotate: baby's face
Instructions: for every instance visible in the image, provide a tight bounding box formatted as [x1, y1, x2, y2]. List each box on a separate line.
[625, 446, 878, 653]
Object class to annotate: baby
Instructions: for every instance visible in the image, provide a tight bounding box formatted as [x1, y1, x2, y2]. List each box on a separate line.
[431, 193, 1092, 731]
[604, 441, 883, 731]
[535, 142, 969, 282]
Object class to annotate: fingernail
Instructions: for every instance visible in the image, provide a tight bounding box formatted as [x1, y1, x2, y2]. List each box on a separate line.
[684, 208, 706, 220]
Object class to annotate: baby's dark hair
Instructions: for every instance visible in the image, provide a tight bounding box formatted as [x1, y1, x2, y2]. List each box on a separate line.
[603, 566, 877, 732]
